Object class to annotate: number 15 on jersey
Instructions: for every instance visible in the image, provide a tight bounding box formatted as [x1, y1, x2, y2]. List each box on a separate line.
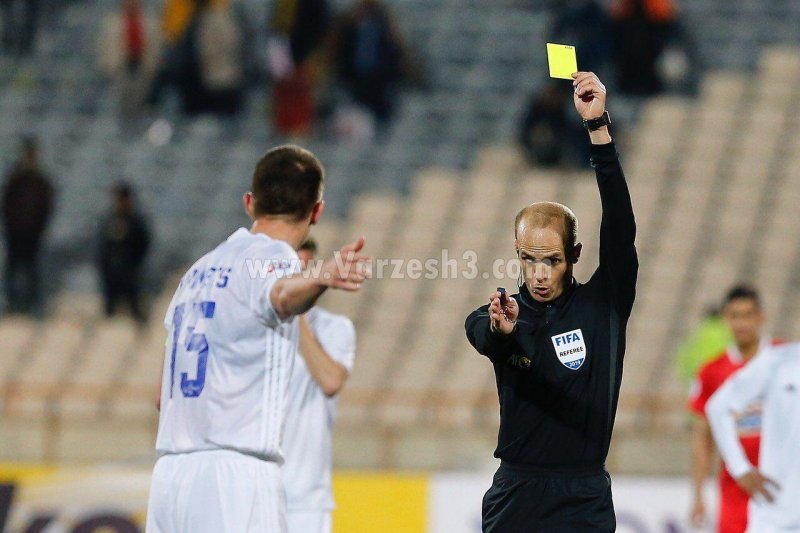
[169, 301, 216, 398]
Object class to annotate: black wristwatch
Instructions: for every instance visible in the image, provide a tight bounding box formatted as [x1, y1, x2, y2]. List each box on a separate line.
[583, 111, 611, 132]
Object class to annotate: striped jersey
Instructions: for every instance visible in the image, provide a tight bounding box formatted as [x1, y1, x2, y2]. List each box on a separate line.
[155, 228, 300, 462]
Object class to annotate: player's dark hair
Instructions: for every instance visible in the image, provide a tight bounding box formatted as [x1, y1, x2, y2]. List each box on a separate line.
[251, 145, 324, 221]
[723, 284, 761, 309]
[299, 237, 318, 254]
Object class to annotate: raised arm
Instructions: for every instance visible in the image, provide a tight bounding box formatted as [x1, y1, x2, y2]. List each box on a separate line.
[573, 72, 638, 317]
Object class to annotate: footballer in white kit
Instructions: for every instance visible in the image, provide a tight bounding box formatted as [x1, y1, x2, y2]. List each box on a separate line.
[707, 342, 800, 532]
[282, 239, 357, 533]
[146, 146, 370, 533]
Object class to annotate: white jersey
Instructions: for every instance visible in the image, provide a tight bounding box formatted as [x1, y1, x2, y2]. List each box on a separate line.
[707, 342, 800, 532]
[282, 307, 356, 512]
[155, 228, 300, 462]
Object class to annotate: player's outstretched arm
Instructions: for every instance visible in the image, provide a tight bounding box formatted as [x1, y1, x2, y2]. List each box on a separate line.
[573, 72, 638, 317]
[271, 237, 371, 320]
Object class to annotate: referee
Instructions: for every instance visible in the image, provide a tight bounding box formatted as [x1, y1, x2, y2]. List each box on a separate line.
[465, 72, 637, 532]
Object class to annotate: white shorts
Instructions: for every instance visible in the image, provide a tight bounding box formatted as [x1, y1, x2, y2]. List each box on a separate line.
[286, 509, 332, 533]
[146, 450, 286, 533]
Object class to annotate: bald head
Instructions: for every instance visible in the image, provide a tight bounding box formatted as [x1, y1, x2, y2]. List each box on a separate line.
[515, 202, 578, 260]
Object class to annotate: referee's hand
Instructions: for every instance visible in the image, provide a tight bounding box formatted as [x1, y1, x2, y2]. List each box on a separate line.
[572, 71, 606, 120]
[489, 290, 519, 335]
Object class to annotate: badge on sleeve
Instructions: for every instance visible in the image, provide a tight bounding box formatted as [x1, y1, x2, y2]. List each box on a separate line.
[551, 329, 586, 370]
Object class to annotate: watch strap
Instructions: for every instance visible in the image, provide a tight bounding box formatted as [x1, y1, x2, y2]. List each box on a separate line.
[583, 111, 611, 132]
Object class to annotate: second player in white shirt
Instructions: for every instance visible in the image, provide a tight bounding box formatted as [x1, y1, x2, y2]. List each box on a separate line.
[707, 342, 800, 532]
[282, 240, 357, 533]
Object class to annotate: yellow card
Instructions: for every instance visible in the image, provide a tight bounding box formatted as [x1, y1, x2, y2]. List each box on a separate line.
[547, 43, 578, 80]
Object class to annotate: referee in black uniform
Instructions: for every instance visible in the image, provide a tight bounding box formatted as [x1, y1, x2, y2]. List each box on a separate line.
[465, 72, 637, 532]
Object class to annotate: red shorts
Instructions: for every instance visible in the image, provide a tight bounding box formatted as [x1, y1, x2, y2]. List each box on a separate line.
[718, 479, 748, 533]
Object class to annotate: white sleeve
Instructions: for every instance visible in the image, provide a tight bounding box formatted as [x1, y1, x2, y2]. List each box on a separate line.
[707, 350, 780, 479]
[244, 241, 299, 327]
[316, 315, 357, 373]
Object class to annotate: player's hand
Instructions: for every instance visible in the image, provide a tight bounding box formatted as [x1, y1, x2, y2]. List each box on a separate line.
[488, 290, 519, 335]
[572, 72, 606, 120]
[736, 470, 780, 502]
[320, 236, 372, 291]
[689, 495, 705, 528]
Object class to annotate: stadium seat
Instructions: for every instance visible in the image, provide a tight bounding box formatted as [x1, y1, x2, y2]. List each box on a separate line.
[0, 316, 37, 383]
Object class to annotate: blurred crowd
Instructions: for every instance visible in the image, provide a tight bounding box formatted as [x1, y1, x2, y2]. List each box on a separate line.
[0, 0, 416, 317]
[0, 0, 703, 317]
[91, 0, 416, 141]
[519, 0, 698, 168]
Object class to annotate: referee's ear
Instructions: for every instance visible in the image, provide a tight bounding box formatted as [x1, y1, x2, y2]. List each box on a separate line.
[571, 243, 583, 264]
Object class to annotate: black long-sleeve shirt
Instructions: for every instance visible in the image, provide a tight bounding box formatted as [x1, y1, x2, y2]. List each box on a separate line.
[465, 141, 637, 470]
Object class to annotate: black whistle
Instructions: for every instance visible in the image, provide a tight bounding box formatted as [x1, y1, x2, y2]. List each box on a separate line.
[497, 287, 508, 306]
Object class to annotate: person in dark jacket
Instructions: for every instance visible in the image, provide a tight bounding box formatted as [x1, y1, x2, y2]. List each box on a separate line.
[0, 0, 40, 55]
[519, 82, 593, 168]
[465, 72, 638, 532]
[98, 181, 151, 322]
[611, 0, 677, 96]
[1, 137, 54, 316]
[334, 0, 404, 125]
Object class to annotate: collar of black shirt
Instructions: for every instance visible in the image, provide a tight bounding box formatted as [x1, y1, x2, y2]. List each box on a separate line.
[518, 278, 578, 314]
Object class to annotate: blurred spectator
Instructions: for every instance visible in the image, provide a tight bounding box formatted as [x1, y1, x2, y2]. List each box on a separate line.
[676, 305, 733, 387]
[1, 137, 54, 316]
[552, 0, 612, 74]
[98, 182, 151, 322]
[123, 0, 146, 73]
[610, 0, 677, 96]
[518, 83, 586, 167]
[268, 0, 331, 136]
[195, 0, 245, 113]
[334, 0, 406, 128]
[98, 0, 163, 120]
[150, 0, 245, 116]
[0, 0, 39, 56]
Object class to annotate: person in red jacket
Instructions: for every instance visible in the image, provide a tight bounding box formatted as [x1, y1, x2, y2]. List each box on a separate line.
[123, 0, 146, 72]
[687, 285, 781, 533]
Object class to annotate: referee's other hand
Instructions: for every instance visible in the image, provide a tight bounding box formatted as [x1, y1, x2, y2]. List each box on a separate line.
[489, 290, 519, 335]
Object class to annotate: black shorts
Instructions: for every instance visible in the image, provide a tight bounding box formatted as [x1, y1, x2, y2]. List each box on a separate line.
[482, 462, 615, 533]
